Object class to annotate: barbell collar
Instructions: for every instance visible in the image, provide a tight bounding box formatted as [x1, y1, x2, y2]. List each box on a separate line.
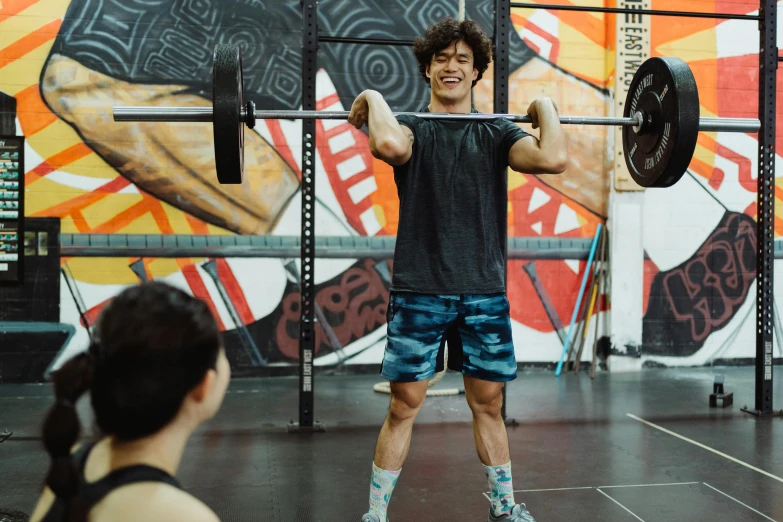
[699, 117, 760, 133]
[112, 106, 759, 133]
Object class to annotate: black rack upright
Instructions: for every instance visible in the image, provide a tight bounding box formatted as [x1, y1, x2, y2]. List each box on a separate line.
[290, 0, 324, 433]
[748, 0, 777, 416]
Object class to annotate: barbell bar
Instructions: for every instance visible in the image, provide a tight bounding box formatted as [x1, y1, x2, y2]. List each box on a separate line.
[112, 44, 761, 188]
[112, 106, 760, 133]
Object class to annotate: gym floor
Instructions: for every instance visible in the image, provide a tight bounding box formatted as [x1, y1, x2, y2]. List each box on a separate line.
[1, 366, 782, 522]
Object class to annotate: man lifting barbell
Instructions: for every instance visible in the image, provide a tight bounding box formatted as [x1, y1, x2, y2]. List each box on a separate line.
[346, 17, 564, 522]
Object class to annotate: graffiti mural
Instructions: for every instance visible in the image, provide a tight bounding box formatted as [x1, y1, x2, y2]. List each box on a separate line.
[644, 212, 757, 356]
[0, 0, 779, 381]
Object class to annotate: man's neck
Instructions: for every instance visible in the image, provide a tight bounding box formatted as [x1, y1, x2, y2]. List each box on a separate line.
[428, 94, 472, 114]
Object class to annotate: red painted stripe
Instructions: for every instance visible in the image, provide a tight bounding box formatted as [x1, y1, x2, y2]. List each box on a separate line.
[181, 264, 226, 331]
[315, 120, 374, 234]
[522, 22, 560, 63]
[316, 93, 341, 111]
[81, 298, 111, 329]
[216, 259, 254, 325]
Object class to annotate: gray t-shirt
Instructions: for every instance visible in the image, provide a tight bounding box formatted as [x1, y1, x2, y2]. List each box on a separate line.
[391, 109, 531, 294]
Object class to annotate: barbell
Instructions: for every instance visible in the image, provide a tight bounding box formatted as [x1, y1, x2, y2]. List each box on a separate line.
[112, 44, 760, 188]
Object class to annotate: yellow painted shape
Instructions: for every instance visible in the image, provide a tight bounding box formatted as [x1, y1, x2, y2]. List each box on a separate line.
[372, 203, 387, 229]
[160, 203, 208, 235]
[24, 178, 86, 215]
[59, 214, 78, 233]
[206, 223, 230, 236]
[693, 144, 716, 171]
[655, 28, 717, 63]
[508, 169, 528, 193]
[63, 257, 139, 286]
[3, 0, 71, 21]
[60, 154, 115, 177]
[147, 258, 193, 279]
[81, 194, 144, 230]
[23, 119, 87, 161]
[0, 49, 52, 95]
[0, 17, 58, 46]
[111, 214, 167, 235]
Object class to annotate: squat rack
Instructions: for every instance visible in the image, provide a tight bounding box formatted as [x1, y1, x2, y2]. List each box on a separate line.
[291, 0, 778, 432]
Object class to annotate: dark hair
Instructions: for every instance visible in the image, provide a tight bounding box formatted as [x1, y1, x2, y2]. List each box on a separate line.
[413, 16, 494, 87]
[41, 281, 221, 521]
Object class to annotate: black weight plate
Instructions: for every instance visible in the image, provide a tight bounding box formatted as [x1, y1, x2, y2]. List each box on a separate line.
[623, 57, 700, 188]
[213, 44, 244, 185]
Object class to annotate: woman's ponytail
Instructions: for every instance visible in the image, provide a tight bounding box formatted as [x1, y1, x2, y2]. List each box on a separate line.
[41, 350, 95, 521]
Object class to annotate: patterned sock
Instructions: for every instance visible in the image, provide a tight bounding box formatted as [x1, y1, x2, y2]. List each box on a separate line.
[368, 462, 401, 520]
[484, 461, 515, 516]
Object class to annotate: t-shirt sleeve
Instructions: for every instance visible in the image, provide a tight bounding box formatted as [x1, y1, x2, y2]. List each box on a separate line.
[395, 114, 418, 137]
[498, 118, 532, 157]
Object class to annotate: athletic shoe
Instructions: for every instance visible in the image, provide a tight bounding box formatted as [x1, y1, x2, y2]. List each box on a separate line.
[489, 503, 537, 521]
[361, 513, 389, 522]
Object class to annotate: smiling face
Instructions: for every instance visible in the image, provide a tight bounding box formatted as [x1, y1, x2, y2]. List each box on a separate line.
[426, 40, 478, 107]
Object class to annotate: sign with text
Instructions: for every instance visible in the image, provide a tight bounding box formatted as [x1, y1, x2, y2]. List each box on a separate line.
[614, 0, 651, 192]
[0, 136, 24, 284]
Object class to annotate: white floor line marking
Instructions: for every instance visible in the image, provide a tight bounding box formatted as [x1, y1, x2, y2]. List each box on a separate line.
[497, 482, 694, 495]
[511, 486, 596, 493]
[627, 413, 783, 484]
[596, 489, 646, 522]
[598, 482, 699, 489]
[702, 483, 778, 522]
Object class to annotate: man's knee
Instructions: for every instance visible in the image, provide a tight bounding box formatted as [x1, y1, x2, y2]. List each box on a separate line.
[388, 381, 428, 423]
[465, 380, 504, 418]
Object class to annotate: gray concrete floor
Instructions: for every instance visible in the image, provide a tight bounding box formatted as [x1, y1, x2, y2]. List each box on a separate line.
[1, 366, 782, 521]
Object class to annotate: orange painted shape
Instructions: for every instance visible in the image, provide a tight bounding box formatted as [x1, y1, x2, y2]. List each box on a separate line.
[15, 84, 58, 136]
[558, 11, 607, 47]
[90, 198, 156, 234]
[31, 176, 130, 219]
[186, 213, 210, 235]
[26, 143, 94, 186]
[650, 0, 718, 48]
[686, 60, 719, 116]
[0, 0, 40, 20]
[0, 19, 61, 62]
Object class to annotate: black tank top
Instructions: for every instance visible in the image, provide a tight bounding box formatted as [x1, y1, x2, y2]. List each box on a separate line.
[40, 441, 182, 522]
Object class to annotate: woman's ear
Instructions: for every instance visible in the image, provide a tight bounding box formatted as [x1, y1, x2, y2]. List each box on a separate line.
[188, 368, 217, 404]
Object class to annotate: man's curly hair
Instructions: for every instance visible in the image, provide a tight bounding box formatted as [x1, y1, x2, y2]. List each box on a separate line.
[413, 17, 494, 87]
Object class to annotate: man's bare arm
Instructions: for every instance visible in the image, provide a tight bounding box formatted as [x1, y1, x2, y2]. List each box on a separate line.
[508, 98, 568, 174]
[349, 90, 413, 166]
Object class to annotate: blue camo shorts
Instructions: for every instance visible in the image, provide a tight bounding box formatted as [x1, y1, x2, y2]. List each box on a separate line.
[381, 292, 517, 383]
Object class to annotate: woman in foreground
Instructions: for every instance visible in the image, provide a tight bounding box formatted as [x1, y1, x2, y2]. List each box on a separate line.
[30, 281, 231, 522]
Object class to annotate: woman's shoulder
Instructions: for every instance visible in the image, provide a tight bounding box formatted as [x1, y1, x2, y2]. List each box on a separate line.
[94, 482, 220, 522]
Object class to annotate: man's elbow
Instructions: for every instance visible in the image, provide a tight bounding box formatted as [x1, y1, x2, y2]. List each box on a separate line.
[549, 154, 568, 174]
[541, 150, 568, 174]
[374, 138, 410, 165]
